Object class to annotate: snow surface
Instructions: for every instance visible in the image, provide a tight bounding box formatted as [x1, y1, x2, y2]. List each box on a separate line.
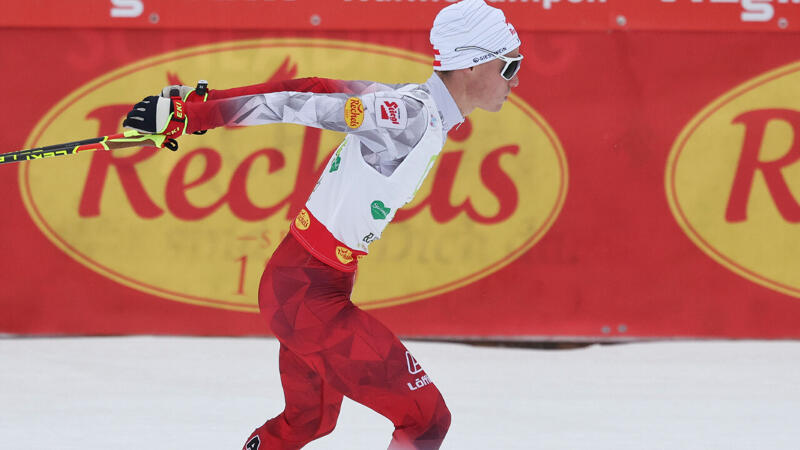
[1, 337, 798, 449]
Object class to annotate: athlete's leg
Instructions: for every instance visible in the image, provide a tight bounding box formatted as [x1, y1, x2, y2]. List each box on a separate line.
[242, 344, 343, 450]
[257, 234, 450, 449]
[308, 303, 451, 450]
[272, 303, 451, 449]
[243, 235, 346, 450]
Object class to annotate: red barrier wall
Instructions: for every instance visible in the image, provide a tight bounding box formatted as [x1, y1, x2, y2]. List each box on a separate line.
[1, 1, 800, 339]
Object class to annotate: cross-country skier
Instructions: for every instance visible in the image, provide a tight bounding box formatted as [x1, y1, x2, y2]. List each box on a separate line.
[122, 1, 521, 448]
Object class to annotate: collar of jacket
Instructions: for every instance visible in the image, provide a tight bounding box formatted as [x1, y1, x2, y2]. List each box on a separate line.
[423, 72, 464, 135]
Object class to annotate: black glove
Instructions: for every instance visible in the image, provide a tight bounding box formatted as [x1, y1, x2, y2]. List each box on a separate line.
[122, 95, 187, 138]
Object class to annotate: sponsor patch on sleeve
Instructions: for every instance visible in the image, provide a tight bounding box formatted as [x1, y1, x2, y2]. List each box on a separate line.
[375, 97, 408, 129]
[344, 97, 364, 129]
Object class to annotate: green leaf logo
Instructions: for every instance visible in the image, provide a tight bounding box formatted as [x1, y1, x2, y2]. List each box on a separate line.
[371, 200, 391, 220]
[329, 156, 341, 172]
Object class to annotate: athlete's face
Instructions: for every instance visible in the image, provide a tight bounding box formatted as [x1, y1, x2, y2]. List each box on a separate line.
[468, 47, 521, 112]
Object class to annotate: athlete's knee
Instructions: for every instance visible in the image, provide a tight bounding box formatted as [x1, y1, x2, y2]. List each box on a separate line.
[312, 411, 339, 439]
[423, 394, 451, 443]
[391, 390, 451, 449]
[439, 401, 452, 435]
[303, 403, 341, 439]
[415, 391, 451, 448]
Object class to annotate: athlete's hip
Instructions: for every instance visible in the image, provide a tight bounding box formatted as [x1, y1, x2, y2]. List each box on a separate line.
[258, 233, 358, 351]
[259, 233, 354, 310]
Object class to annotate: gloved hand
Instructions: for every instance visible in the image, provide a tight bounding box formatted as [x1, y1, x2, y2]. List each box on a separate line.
[122, 95, 188, 138]
[158, 81, 209, 135]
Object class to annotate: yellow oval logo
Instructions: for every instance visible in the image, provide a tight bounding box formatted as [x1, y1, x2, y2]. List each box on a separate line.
[295, 208, 310, 231]
[336, 246, 354, 265]
[666, 61, 800, 299]
[20, 38, 567, 311]
[344, 97, 364, 129]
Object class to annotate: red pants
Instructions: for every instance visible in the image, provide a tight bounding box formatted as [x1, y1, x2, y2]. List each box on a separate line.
[243, 234, 451, 450]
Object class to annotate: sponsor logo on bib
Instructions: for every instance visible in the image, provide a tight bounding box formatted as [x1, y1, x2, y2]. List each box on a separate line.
[295, 209, 311, 231]
[336, 246, 354, 264]
[370, 200, 391, 220]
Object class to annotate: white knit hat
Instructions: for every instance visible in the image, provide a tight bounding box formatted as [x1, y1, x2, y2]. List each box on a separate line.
[430, 0, 521, 71]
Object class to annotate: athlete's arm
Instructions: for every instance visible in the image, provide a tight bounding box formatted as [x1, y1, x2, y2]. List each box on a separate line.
[123, 77, 395, 134]
[160, 78, 393, 102]
[205, 78, 394, 100]
[186, 90, 430, 177]
[123, 79, 429, 177]
[185, 91, 376, 134]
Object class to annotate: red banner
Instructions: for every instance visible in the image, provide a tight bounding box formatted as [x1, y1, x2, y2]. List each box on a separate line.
[1, 2, 800, 339]
[3, 0, 800, 31]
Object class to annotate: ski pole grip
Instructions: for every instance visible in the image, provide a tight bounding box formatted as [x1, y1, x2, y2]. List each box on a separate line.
[195, 80, 209, 97]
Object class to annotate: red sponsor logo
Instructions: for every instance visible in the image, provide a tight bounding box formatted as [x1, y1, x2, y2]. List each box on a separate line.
[380, 101, 400, 125]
